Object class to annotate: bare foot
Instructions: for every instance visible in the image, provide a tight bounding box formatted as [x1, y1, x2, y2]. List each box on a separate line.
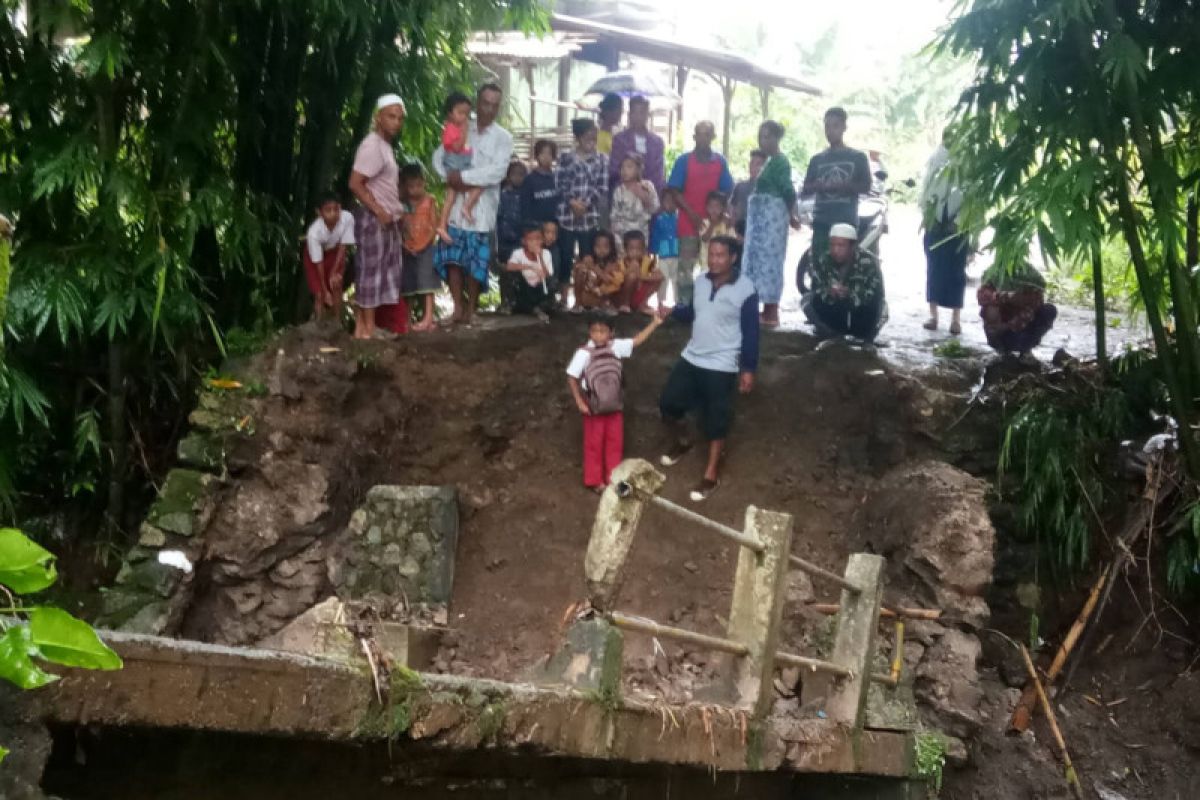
[462, 205, 476, 226]
[923, 318, 938, 331]
[949, 321, 962, 336]
[437, 227, 453, 245]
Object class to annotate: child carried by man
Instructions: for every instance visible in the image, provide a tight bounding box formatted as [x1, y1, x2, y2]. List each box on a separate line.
[436, 92, 483, 243]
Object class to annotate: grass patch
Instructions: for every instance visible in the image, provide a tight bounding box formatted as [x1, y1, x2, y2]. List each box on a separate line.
[932, 339, 972, 359]
[914, 732, 946, 795]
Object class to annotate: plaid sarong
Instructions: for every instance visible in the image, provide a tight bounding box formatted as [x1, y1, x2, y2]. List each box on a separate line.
[435, 226, 491, 290]
[353, 210, 402, 309]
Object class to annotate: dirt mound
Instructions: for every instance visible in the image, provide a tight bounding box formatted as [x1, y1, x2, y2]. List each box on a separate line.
[165, 320, 948, 679]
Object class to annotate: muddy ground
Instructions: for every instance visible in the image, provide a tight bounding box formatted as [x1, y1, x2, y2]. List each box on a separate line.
[168, 316, 1197, 800]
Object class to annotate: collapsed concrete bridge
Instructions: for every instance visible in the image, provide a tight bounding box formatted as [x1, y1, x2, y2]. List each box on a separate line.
[5, 458, 928, 799]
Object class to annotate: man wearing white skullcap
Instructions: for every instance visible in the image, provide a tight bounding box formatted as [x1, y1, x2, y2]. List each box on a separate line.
[348, 94, 407, 339]
[801, 221, 887, 341]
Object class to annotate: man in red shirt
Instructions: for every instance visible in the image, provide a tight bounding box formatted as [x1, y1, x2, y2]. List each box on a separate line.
[666, 121, 734, 304]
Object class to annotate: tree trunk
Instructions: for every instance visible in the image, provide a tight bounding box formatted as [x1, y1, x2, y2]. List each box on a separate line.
[1115, 180, 1200, 478]
[1091, 243, 1107, 369]
[104, 338, 127, 536]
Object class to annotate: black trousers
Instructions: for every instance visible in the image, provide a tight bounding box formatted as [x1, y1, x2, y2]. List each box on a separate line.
[659, 359, 738, 441]
[806, 295, 884, 340]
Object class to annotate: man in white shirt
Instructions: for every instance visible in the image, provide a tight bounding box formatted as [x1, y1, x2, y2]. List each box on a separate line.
[303, 192, 356, 320]
[433, 83, 514, 326]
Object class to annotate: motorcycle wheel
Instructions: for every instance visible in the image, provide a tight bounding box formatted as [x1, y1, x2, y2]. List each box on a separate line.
[796, 248, 812, 295]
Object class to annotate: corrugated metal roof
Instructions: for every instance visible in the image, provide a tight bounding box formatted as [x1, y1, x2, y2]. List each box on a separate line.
[468, 31, 588, 64]
[550, 13, 822, 96]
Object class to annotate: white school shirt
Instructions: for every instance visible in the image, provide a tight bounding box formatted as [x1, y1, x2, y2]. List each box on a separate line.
[507, 248, 554, 289]
[432, 119, 513, 233]
[305, 211, 356, 263]
[566, 339, 635, 388]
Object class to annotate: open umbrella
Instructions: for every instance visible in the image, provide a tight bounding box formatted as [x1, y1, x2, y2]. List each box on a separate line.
[584, 69, 681, 105]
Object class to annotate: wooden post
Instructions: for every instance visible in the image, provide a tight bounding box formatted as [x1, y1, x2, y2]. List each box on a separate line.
[557, 56, 572, 129]
[759, 86, 771, 121]
[724, 506, 794, 717]
[524, 64, 536, 158]
[821, 553, 885, 727]
[721, 78, 737, 156]
[676, 65, 690, 145]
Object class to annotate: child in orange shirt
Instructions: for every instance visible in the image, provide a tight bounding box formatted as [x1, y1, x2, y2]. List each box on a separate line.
[400, 164, 440, 331]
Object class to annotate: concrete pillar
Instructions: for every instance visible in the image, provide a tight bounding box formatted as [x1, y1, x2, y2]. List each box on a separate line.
[724, 506, 794, 717]
[584, 459, 666, 610]
[824, 554, 886, 727]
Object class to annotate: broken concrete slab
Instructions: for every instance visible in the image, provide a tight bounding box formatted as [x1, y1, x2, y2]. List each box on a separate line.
[20, 631, 913, 777]
[536, 617, 624, 696]
[257, 596, 442, 669]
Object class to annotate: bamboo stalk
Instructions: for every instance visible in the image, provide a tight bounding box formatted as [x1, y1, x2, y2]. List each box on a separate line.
[1020, 645, 1084, 800]
[807, 603, 942, 621]
[1011, 566, 1108, 732]
[774, 650, 853, 679]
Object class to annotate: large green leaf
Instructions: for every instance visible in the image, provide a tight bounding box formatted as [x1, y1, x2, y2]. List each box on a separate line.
[0, 528, 57, 594]
[28, 607, 122, 671]
[0, 743, 8, 764]
[0, 625, 58, 690]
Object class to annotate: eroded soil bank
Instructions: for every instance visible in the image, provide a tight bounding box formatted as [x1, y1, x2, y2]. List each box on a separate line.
[73, 318, 1200, 799]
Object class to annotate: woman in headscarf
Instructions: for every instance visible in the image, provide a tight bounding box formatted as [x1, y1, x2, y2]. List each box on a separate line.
[741, 120, 799, 328]
[348, 94, 406, 339]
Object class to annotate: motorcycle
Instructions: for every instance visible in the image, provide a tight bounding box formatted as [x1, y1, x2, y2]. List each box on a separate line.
[794, 157, 890, 295]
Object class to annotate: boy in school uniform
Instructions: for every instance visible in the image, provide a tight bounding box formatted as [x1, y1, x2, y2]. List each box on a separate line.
[304, 192, 355, 320]
[650, 188, 681, 309]
[566, 313, 663, 492]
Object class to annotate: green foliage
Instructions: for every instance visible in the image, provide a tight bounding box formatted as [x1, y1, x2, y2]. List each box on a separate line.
[0, 1, 544, 538]
[932, 339, 972, 360]
[998, 379, 1134, 575]
[0, 527, 57, 593]
[939, 0, 1200, 478]
[914, 732, 946, 794]
[0, 527, 122, 759]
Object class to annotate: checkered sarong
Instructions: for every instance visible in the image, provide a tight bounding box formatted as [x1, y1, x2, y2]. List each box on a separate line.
[353, 210, 402, 309]
[434, 226, 491, 290]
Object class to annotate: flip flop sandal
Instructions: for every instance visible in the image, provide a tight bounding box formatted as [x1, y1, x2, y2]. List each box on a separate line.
[689, 478, 720, 503]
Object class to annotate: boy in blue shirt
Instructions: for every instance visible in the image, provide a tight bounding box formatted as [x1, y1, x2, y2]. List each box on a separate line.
[649, 188, 681, 310]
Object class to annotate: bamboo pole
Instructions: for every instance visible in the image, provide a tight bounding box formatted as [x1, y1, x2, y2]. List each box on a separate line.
[1020, 644, 1084, 800]
[614, 482, 765, 553]
[608, 612, 750, 656]
[788, 555, 863, 594]
[1011, 566, 1108, 732]
[807, 603, 941, 621]
[774, 650, 853, 679]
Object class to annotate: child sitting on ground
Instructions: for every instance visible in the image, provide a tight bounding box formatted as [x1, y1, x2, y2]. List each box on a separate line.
[505, 223, 557, 321]
[618, 230, 664, 315]
[436, 92, 482, 242]
[650, 188, 681, 308]
[303, 192, 355, 320]
[566, 313, 663, 491]
[698, 190, 735, 268]
[571, 231, 624, 313]
[399, 164, 440, 332]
